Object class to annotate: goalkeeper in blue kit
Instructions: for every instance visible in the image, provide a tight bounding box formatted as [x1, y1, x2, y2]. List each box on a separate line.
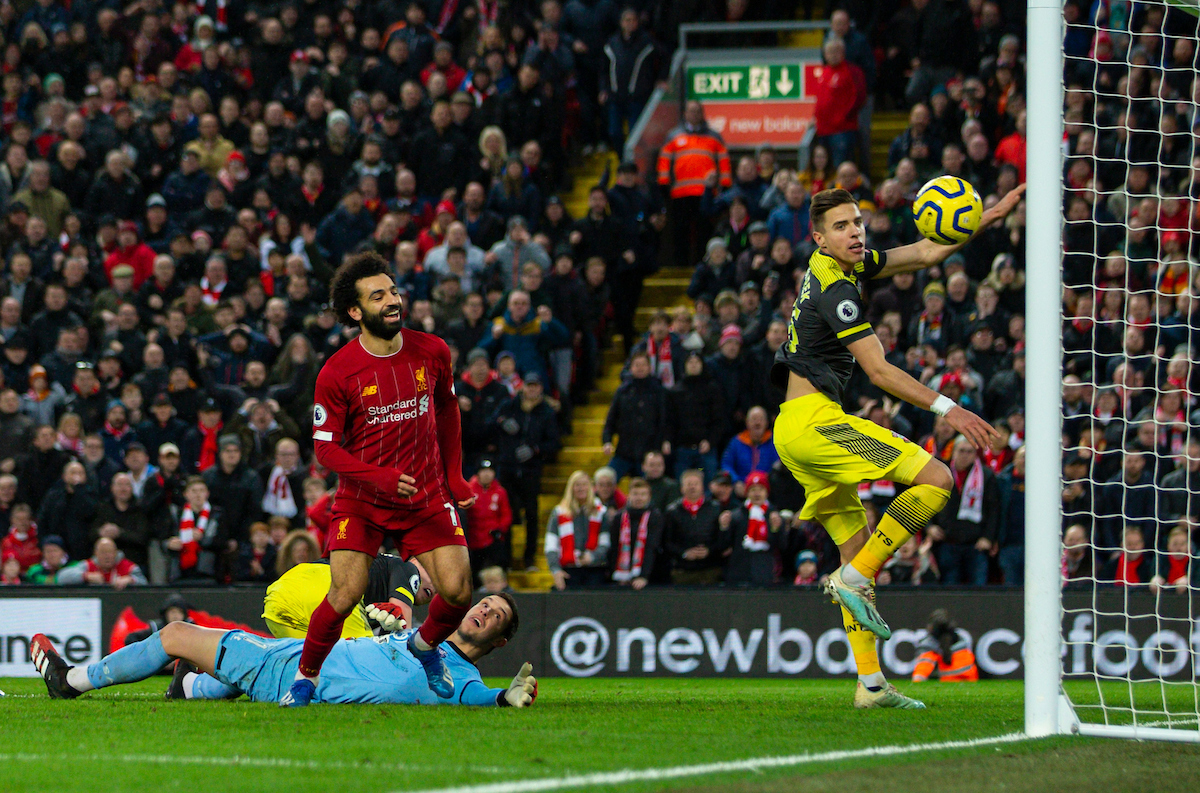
[30, 593, 538, 708]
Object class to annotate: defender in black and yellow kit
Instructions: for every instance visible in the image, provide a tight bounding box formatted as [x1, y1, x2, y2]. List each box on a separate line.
[772, 185, 1024, 709]
[263, 554, 434, 639]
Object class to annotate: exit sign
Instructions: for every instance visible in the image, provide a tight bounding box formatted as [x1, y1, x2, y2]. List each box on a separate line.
[686, 64, 807, 101]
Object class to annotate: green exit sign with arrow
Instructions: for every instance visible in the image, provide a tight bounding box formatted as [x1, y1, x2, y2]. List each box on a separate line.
[686, 64, 805, 101]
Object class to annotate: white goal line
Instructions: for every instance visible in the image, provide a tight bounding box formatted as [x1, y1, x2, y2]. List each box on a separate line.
[401, 733, 1033, 793]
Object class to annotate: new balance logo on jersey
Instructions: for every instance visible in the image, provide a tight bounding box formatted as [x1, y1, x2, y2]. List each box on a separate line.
[361, 384, 378, 396]
[419, 395, 429, 416]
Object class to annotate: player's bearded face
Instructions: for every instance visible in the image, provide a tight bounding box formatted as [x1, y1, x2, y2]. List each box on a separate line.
[359, 295, 403, 339]
[815, 204, 865, 264]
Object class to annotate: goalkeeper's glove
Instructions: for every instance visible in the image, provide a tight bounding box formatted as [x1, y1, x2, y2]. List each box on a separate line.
[500, 662, 538, 708]
[365, 602, 407, 633]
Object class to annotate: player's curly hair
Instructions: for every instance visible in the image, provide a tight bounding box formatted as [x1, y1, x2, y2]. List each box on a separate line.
[329, 251, 395, 326]
[810, 188, 858, 231]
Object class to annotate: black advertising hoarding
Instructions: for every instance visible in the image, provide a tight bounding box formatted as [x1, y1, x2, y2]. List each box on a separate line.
[0, 588, 1194, 681]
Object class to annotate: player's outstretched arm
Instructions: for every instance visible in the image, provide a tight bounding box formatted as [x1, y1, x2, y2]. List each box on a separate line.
[846, 334, 999, 451]
[873, 184, 1027, 278]
[433, 341, 475, 508]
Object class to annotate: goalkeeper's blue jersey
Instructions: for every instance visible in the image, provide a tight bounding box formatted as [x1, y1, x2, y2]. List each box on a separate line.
[315, 632, 501, 706]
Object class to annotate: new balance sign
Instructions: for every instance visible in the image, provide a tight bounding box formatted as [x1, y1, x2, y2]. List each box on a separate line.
[0, 598, 102, 677]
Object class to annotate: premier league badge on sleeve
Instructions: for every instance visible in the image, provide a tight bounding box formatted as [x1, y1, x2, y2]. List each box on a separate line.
[836, 300, 859, 323]
[313, 403, 327, 427]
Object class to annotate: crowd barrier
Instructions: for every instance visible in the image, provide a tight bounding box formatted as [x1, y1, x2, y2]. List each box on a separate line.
[0, 589, 1192, 680]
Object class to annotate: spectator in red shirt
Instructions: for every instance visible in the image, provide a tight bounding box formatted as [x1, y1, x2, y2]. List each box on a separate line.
[416, 201, 456, 262]
[813, 38, 867, 170]
[103, 223, 156, 288]
[1, 503, 41, 572]
[421, 42, 467, 93]
[993, 109, 1026, 183]
[466, 459, 513, 577]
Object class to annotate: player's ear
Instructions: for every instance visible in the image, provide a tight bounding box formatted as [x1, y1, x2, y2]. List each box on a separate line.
[492, 637, 508, 650]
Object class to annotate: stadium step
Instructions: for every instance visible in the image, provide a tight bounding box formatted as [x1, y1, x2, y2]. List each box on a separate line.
[506, 146, 697, 591]
[869, 111, 909, 183]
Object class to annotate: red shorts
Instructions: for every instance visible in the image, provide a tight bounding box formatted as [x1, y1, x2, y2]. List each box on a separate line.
[326, 497, 467, 558]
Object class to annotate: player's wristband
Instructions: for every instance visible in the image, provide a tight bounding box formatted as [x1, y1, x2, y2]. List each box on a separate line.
[930, 394, 956, 416]
[497, 690, 511, 707]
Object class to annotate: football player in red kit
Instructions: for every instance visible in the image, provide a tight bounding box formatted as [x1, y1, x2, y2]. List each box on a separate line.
[282, 252, 477, 707]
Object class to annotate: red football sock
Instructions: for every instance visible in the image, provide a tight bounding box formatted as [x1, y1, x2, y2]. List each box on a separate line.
[418, 595, 469, 648]
[298, 598, 347, 678]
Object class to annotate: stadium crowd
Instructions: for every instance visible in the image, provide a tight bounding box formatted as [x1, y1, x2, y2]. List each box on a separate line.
[0, 0, 1168, 594]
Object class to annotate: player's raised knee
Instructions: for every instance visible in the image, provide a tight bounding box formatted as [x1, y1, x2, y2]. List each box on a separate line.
[157, 621, 191, 655]
[915, 457, 953, 494]
[440, 570, 474, 607]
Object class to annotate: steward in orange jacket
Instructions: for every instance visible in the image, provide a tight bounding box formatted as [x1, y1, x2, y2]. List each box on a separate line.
[912, 609, 979, 682]
[657, 120, 731, 198]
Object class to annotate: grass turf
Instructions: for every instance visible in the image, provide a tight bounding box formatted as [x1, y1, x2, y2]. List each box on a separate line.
[2, 677, 1199, 793]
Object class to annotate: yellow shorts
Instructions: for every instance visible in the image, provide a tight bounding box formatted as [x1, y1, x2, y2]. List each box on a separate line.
[774, 392, 932, 545]
[262, 562, 373, 639]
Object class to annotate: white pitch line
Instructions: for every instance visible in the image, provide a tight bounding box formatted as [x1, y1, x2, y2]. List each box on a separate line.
[0, 752, 513, 775]
[400, 733, 1033, 793]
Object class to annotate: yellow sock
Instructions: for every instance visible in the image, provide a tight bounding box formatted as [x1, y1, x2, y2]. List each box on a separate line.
[841, 605, 881, 676]
[850, 483, 950, 581]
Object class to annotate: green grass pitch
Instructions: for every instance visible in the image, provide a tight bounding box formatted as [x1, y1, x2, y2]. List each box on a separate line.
[3, 677, 1199, 793]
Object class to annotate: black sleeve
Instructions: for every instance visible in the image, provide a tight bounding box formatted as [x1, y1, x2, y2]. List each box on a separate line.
[366, 554, 420, 606]
[856, 248, 888, 280]
[817, 280, 874, 346]
[387, 558, 422, 606]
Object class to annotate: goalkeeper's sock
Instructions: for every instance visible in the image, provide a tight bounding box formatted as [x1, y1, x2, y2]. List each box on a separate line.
[297, 597, 347, 680]
[847, 483, 950, 584]
[841, 605, 885, 690]
[65, 666, 94, 693]
[417, 595, 470, 648]
[187, 673, 239, 700]
[78, 633, 170, 691]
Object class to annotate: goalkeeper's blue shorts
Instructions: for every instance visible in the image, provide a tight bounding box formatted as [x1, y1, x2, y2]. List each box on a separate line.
[212, 630, 303, 703]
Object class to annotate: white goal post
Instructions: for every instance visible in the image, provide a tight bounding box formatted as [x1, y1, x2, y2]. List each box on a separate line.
[1023, 0, 1065, 739]
[1025, 0, 1200, 742]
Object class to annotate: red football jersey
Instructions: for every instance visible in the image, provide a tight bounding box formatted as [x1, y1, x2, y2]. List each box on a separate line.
[312, 330, 456, 510]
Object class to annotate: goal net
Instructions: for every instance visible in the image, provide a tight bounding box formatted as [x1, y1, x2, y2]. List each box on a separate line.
[1030, 0, 1200, 741]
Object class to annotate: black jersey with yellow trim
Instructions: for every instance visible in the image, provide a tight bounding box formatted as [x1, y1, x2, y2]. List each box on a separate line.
[314, 553, 421, 607]
[771, 248, 887, 405]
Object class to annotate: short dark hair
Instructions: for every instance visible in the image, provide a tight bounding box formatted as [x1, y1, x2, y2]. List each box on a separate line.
[495, 591, 519, 640]
[810, 188, 857, 231]
[330, 252, 394, 326]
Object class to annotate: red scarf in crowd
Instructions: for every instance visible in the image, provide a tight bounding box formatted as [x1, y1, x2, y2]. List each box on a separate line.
[681, 498, 703, 516]
[301, 183, 324, 206]
[196, 421, 223, 471]
[646, 334, 674, 387]
[200, 276, 226, 306]
[742, 499, 770, 551]
[1115, 553, 1146, 586]
[104, 421, 132, 441]
[435, 0, 460, 32]
[612, 509, 650, 582]
[557, 504, 603, 567]
[178, 502, 211, 571]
